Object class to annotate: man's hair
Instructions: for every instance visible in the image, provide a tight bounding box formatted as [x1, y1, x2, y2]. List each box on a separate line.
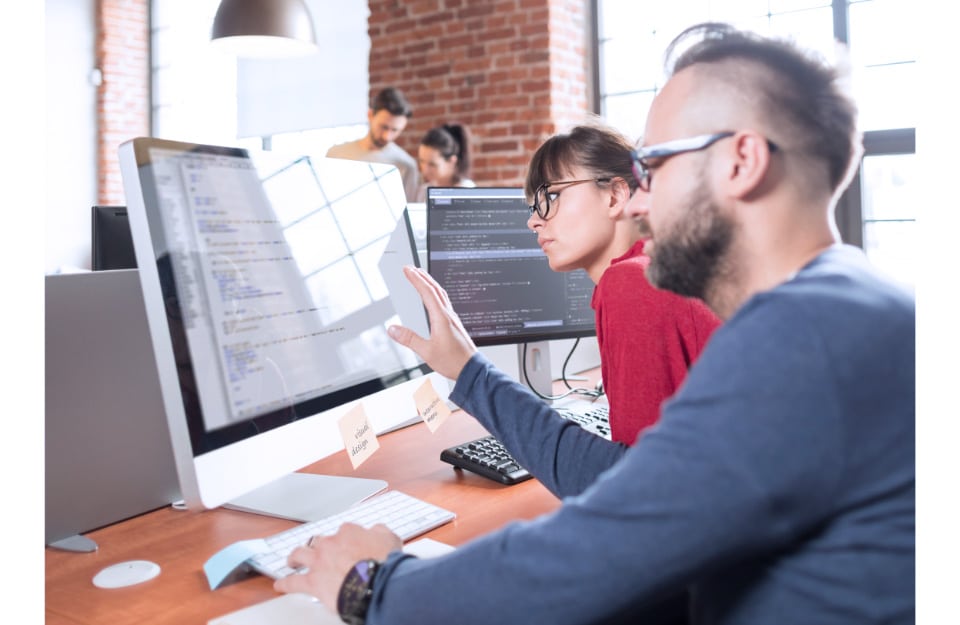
[524, 122, 636, 199]
[370, 87, 413, 118]
[666, 22, 861, 194]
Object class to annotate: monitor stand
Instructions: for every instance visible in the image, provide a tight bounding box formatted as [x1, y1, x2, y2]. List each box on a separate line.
[48, 534, 99, 553]
[223, 473, 388, 523]
[517, 340, 554, 405]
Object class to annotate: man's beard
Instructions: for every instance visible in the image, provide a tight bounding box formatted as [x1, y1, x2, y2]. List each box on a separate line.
[634, 214, 653, 239]
[646, 184, 734, 302]
[369, 132, 388, 149]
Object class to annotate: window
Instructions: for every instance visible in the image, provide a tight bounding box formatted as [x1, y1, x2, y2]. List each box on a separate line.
[151, 0, 244, 148]
[594, 0, 916, 290]
[861, 153, 916, 287]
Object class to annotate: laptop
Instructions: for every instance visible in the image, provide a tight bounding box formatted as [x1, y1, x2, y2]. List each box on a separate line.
[45, 269, 181, 549]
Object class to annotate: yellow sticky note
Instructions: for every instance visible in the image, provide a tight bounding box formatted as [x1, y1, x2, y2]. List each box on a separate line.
[338, 403, 379, 469]
[414, 378, 452, 433]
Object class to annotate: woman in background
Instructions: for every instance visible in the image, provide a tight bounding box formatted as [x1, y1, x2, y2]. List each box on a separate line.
[415, 123, 475, 201]
[526, 123, 721, 445]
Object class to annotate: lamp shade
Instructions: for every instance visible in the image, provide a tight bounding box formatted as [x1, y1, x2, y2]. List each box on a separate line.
[211, 0, 318, 58]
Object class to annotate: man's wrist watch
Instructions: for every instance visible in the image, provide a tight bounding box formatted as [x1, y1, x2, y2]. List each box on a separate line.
[337, 559, 381, 625]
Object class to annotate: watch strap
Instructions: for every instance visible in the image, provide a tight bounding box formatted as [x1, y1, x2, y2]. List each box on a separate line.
[337, 559, 380, 625]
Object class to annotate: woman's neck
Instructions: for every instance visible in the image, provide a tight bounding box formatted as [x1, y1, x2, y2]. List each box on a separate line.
[585, 230, 640, 284]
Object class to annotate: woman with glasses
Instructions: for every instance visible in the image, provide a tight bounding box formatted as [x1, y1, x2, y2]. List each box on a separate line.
[414, 123, 476, 202]
[525, 123, 720, 445]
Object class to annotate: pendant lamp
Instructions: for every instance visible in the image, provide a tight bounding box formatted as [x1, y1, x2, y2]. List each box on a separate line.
[211, 0, 318, 58]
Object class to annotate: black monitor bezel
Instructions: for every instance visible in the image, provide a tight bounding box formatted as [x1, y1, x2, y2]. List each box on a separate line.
[426, 186, 596, 348]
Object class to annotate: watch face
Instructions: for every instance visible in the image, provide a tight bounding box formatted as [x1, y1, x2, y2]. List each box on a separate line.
[354, 560, 375, 584]
[338, 559, 378, 624]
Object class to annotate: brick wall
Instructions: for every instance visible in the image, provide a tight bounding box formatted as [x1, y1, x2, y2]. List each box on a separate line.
[96, 0, 149, 205]
[547, 0, 591, 135]
[368, 0, 591, 187]
[94, 1, 590, 198]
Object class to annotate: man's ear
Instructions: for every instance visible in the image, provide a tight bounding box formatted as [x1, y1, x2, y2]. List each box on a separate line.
[726, 131, 774, 199]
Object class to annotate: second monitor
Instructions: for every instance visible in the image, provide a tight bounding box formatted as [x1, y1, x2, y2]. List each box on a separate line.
[426, 187, 597, 397]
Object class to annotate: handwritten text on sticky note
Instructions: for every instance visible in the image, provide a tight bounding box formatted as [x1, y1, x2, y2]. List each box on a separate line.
[414, 379, 452, 433]
[338, 403, 380, 468]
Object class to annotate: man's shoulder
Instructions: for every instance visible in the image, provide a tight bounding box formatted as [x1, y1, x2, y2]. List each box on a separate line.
[326, 139, 365, 158]
[721, 247, 914, 371]
[382, 142, 417, 165]
[769, 246, 913, 322]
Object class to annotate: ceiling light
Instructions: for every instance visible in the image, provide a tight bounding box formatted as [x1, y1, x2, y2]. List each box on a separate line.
[211, 0, 318, 58]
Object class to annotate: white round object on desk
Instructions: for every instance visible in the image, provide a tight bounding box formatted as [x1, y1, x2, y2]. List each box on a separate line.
[92, 560, 161, 588]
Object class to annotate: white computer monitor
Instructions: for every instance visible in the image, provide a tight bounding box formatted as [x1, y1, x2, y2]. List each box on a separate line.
[119, 138, 447, 521]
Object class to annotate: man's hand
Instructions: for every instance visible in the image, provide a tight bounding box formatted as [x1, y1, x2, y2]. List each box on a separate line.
[273, 523, 401, 610]
[387, 266, 477, 380]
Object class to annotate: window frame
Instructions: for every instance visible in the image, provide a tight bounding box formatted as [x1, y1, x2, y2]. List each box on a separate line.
[589, 0, 917, 255]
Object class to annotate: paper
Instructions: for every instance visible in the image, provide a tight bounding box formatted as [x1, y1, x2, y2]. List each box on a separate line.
[402, 537, 456, 559]
[414, 378, 452, 433]
[207, 593, 341, 624]
[338, 403, 380, 468]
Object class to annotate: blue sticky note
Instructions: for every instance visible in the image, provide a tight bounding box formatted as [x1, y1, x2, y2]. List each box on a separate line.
[204, 539, 269, 590]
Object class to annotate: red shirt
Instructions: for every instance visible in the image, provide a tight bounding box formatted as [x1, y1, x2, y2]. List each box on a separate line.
[591, 240, 721, 444]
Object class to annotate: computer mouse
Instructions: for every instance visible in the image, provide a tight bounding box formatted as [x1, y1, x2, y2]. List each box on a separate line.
[92, 560, 161, 588]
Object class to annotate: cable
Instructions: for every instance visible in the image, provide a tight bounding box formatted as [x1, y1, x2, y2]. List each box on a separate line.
[521, 340, 604, 401]
[561, 337, 581, 390]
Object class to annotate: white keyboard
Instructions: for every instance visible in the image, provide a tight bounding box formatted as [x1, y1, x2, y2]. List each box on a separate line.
[247, 490, 456, 579]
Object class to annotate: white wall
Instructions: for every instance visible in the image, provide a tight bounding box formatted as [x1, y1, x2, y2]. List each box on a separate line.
[45, 0, 98, 273]
[236, 0, 369, 138]
[44, 0, 369, 274]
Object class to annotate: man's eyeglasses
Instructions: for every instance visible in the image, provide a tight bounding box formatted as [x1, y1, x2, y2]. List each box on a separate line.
[630, 131, 778, 193]
[529, 178, 611, 220]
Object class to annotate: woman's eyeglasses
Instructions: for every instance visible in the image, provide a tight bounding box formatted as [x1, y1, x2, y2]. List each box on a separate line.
[528, 178, 611, 220]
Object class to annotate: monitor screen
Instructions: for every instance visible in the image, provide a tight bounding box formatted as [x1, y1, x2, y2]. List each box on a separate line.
[119, 137, 446, 517]
[426, 187, 596, 347]
[91, 205, 137, 270]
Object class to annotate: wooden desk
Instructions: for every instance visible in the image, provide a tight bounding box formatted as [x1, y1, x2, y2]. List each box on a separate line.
[45, 406, 564, 624]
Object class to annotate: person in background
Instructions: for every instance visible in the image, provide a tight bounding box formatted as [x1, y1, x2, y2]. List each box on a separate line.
[526, 123, 720, 444]
[277, 22, 915, 625]
[414, 123, 476, 202]
[327, 87, 420, 202]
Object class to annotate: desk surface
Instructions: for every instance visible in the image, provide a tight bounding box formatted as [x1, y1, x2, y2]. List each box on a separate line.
[45, 393, 576, 625]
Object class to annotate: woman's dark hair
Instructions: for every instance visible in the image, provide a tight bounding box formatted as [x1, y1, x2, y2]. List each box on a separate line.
[420, 123, 472, 181]
[524, 123, 636, 200]
[666, 22, 860, 193]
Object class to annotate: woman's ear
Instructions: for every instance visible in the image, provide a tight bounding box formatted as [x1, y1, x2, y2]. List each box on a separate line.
[607, 177, 632, 218]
